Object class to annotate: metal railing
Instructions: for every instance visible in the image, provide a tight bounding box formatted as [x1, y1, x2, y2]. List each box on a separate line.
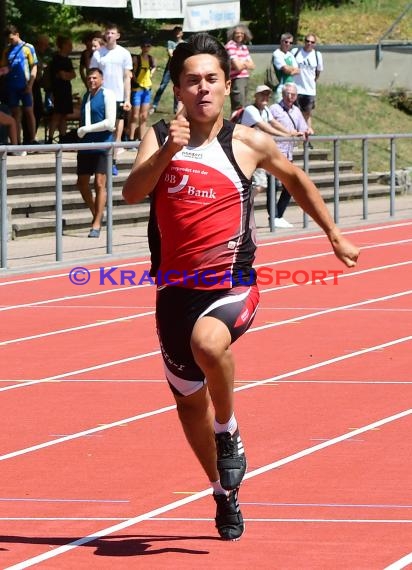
[375, 1, 412, 65]
[0, 133, 411, 270]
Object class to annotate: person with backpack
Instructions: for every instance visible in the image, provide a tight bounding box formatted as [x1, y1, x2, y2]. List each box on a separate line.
[0, 25, 38, 145]
[291, 33, 324, 133]
[271, 32, 300, 103]
[240, 84, 299, 195]
[128, 39, 156, 142]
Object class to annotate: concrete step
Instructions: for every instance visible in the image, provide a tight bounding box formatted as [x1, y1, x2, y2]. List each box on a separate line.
[10, 183, 398, 239]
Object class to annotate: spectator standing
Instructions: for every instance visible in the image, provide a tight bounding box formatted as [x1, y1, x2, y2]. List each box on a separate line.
[225, 24, 255, 113]
[47, 35, 76, 143]
[291, 33, 323, 133]
[31, 34, 53, 139]
[79, 31, 101, 88]
[240, 84, 297, 195]
[151, 26, 183, 114]
[76, 68, 116, 238]
[90, 22, 133, 176]
[128, 39, 156, 142]
[269, 83, 313, 228]
[0, 25, 38, 145]
[272, 32, 300, 103]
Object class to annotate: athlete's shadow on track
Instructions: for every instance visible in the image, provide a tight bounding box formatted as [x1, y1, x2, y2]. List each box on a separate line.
[1, 534, 218, 557]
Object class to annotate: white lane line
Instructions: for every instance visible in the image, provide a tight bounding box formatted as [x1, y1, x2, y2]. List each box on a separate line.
[0, 311, 155, 347]
[2, 517, 412, 524]
[0, 402, 176, 462]
[153, 517, 412, 524]
[0, 351, 161, 393]
[0, 281, 153, 313]
[251, 289, 412, 333]
[0, 259, 150, 287]
[1, 335, 411, 461]
[255, 238, 412, 269]
[258, 221, 412, 249]
[1, 236, 411, 313]
[1, 263, 411, 348]
[384, 552, 412, 570]
[4, 406, 412, 570]
[1, 220, 410, 288]
[1, 288, 411, 392]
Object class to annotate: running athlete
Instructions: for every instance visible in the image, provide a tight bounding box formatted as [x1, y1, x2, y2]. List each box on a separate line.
[122, 33, 359, 541]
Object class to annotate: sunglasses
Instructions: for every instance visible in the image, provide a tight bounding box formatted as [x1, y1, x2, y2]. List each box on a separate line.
[282, 40, 292, 44]
[305, 40, 315, 44]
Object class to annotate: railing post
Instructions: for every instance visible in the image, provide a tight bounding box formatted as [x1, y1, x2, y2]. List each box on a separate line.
[55, 149, 63, 262]
[303, 140, 310, 228]
[390, 137, 396, 217]
[106, 147, 114, 254]
[0, 150, 8, 269]
[362, 138, 368, 220]
[333, 138, 340, 223]
[268, 174, 276, 233]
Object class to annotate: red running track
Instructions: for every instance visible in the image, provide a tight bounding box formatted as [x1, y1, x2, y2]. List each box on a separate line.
[0, 220, 411, 569]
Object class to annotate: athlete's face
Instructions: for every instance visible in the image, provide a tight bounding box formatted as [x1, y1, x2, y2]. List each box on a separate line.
[174, 54, 230, 121]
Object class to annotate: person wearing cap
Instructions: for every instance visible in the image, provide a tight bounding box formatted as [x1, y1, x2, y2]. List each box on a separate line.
[240, 84, 300, 198]
[128, 39, 156, 142]
[269, 82, 312, 228]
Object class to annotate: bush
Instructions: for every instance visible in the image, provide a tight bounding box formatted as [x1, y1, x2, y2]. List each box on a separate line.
[387, 89, 412, 115]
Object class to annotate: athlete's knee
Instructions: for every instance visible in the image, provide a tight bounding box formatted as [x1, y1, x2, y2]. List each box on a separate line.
[191, 318, 231, 368]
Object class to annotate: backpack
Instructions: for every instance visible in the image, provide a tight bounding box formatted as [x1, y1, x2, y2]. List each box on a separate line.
[131, 53, 155, 89]
[230, 107, 245, 124]
[264, 59, 278, 91]
[291, 47, 320, 68]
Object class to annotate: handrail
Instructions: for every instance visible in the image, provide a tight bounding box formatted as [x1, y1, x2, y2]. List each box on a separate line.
[1, 133, 411, 269]
[375, 1, 412, 66]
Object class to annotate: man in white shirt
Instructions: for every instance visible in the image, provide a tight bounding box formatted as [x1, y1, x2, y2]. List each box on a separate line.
[271, 32, 300, 103]
[291, 33, 324, 132]
[241, 84, 297, 195]
[90, 23, 132, 175]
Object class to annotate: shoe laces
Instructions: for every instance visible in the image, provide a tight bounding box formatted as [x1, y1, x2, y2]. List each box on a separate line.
[216, 432, 235, 457]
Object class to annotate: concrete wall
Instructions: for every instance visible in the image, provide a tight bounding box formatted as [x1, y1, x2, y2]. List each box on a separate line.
[249, 44, 412, 91]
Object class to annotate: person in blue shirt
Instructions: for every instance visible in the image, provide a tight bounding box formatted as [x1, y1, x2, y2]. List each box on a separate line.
[1, 25, 38, 144]
[76, 68, 116, 238]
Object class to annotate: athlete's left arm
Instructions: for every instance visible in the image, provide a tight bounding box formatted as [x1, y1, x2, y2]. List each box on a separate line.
[258, 132, 360, 267]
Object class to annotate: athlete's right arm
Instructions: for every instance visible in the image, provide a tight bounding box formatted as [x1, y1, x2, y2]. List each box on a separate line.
[122, 115, 190, 204]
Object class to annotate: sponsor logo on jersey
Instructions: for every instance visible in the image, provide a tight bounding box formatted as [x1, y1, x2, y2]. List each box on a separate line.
[166, 173, 216, 199]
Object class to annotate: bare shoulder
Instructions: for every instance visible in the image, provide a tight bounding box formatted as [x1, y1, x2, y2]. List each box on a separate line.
[232, 124, 278, 176]
[232, 123, 275, 152]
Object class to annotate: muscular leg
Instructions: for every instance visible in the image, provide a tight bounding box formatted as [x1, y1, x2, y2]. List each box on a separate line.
[92, 173, 107, 230]
[174, 385, 219, 483]
[191, 316, 234, 425]
[77, 174, 95, 219]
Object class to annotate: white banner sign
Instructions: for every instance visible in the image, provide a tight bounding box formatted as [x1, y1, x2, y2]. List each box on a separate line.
[183, 0, 239, 31]
[131, 0, 184, 19]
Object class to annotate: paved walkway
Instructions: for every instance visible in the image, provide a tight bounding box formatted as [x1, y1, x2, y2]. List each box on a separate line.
[1, 194, 411, 275]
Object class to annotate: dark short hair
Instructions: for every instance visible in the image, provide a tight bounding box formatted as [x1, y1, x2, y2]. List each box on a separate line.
[169, 32, 230, 86]
[87, 67, 103, 77]
[4, 25, 19, 37]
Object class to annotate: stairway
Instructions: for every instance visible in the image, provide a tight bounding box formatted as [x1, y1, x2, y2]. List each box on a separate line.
[5, 146, 393, 239]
